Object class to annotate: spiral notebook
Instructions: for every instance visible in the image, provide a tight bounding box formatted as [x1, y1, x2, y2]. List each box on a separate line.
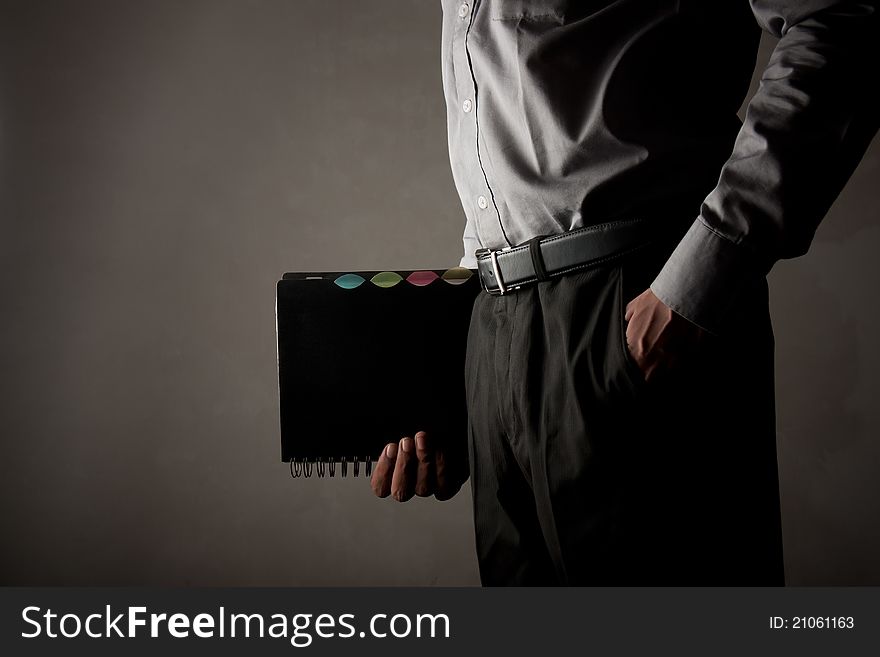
[275, 267, 481, 478]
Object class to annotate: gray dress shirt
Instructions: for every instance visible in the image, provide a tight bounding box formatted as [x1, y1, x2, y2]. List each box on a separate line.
[441, 0, 878, 334]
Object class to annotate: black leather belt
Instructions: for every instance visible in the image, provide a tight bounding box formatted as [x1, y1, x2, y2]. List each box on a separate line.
[475, 217, 667, 296]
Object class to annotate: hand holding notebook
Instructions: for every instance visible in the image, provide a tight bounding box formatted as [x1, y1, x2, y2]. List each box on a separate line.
[275, 266, 480, 484]
[369, 429, 468, 502]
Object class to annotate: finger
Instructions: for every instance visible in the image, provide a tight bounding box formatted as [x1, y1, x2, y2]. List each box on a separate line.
[643, 341, 670, 382]
[391, 436, 417, 502]
[414, 431, 436, 497]
[370, 442, 397, 498]
[644, 357, 665, 383]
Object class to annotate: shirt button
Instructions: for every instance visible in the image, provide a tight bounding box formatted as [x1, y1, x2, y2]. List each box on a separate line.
[477, 195, 488, 210]
[462, 98, 473, 113]
[458, 3, 470, 18]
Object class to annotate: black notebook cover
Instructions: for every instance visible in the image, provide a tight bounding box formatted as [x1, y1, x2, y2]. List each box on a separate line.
[275, 267, 481, 476]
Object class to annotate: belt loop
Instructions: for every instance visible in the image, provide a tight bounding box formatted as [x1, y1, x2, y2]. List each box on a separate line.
[527, 234, 550, 282]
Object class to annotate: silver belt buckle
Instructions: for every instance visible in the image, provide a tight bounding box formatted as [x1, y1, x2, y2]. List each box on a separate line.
[476, 246, 512, 296]
[474, 247, 507, 297]
[489, 249, 507, 295]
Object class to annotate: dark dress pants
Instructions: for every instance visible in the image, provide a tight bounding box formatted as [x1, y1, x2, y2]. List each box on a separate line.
[463, 239, 785, 585]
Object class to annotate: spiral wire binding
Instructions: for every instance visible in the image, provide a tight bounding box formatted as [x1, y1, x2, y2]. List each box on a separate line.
[289, 457, 373, 479]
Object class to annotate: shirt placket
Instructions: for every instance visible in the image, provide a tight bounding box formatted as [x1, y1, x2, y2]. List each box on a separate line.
[451, 0, 511, 252]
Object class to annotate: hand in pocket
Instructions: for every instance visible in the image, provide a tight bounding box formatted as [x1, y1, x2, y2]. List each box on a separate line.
[624, 287, 707, 383]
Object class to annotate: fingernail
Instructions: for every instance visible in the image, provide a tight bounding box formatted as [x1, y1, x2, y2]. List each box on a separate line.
[401, 437, 413, 453]
[386, 443, 397, 459]
[415, 432, 427, 451]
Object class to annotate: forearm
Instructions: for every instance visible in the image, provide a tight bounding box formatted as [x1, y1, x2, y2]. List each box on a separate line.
[651, 0, 879, 335]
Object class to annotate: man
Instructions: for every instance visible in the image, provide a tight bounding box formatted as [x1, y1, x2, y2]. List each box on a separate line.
[371, 1, 878, 585]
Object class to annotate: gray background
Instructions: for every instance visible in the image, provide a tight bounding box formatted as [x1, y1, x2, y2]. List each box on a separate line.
[0, 0, 877, 586]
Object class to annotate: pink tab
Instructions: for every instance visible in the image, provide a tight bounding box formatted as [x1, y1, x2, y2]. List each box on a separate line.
[405, 270, 439, 286]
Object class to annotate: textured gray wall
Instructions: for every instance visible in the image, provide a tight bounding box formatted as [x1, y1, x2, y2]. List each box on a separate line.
[0, 0, 877, 585]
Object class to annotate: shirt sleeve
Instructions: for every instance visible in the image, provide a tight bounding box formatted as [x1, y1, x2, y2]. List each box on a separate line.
[649, 0, 879, 336]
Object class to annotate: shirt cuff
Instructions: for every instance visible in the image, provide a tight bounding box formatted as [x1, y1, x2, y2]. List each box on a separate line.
[649, 216, 769, 337]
